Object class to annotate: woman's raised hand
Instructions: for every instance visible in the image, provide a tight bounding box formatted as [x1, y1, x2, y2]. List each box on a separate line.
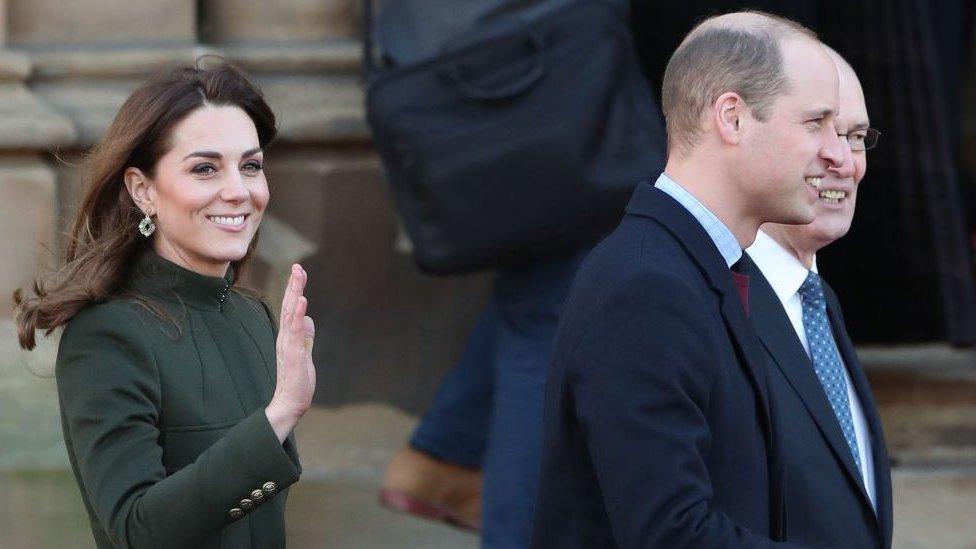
[266, 264, 317, 443]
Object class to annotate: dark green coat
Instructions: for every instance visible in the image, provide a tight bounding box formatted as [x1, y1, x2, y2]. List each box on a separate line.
[56, 252, 301, 548]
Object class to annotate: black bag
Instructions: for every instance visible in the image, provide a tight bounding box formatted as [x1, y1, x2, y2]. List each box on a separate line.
[364, 0, 666, 275]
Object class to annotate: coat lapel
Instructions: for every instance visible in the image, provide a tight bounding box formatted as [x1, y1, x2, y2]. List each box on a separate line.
[749, 263, 884, 537]
[626, 183, 772, 449]
[824, 284, 894, 547]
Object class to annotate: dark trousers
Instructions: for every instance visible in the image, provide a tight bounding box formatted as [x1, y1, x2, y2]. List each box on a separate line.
[410, 247, 587, 548]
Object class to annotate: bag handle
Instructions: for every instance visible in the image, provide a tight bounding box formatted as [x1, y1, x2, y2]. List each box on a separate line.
[361, 1, 631, 85]
[446, 32, 547, 101]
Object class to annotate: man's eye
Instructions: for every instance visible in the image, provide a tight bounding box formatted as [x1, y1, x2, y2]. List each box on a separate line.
[849, 132, 867, 146]
[191, 164, 217, 176]
[806, 119, 824, 129]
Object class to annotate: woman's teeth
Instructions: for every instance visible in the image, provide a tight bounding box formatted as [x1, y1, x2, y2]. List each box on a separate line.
[806, 177, 823, 189]
[208, 215, 245, 226]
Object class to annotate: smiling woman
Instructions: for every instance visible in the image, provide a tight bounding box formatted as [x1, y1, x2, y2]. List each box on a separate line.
[12, 63, 317, 548]
[123, 104, 269, 278]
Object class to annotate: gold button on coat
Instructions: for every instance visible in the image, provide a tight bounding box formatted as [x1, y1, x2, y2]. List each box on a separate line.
[262, 481, 277, 496]
[229, 508, 243, 520]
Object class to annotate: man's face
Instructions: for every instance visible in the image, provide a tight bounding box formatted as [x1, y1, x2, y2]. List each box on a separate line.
[767, 58, 869, 252]
[739, 38, 846, 226]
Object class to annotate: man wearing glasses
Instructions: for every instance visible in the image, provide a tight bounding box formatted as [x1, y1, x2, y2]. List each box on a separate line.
[745, 47, 893, 548]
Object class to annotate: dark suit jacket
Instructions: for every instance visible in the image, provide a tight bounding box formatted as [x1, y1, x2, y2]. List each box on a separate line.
[747, 256, 894, 548]
[531, 181, 801, 548]
[56, 253, 301, 548]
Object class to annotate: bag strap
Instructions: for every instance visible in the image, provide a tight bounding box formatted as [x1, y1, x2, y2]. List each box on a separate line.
[361, 0, 548, 81]
[475, 0, 545, 23]
[361, 0, 376, 82]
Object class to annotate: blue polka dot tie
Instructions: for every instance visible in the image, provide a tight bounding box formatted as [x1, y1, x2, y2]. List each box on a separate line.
[798, 271, 861, 468]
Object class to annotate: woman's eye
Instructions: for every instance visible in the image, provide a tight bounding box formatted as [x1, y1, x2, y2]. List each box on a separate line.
[241, 161, 263, 174]
[191, 163, 217, 176]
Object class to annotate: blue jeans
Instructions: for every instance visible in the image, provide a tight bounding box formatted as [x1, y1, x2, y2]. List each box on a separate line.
[410, 247, 588, 548]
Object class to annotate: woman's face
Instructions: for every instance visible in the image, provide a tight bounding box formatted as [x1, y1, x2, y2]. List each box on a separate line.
[130, 104, 269, 277]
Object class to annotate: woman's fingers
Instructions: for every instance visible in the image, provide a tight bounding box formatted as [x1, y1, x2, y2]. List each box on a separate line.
[292, 296, 308, 333]
[302, 315, 315, 354]
[281, 296, 310, 368]
[278, 267, 313, 381]
[279, 264, 309, 352]
[276, 268, 296, 356]
[291, 267, 308, 330]
[280, 264, 303, 327]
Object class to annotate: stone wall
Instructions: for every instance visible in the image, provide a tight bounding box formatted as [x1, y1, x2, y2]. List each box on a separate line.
[0, 0, 490, 469]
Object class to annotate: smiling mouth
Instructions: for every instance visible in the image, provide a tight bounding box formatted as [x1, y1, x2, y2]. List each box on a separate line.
[818, 189, 848, 204]
[805, 176, 823, 190]
[207, 214, 246, 227]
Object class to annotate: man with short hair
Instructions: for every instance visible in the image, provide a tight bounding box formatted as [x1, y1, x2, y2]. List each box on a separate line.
[746, 49, 893, 547]
[531, 11, 845, 547]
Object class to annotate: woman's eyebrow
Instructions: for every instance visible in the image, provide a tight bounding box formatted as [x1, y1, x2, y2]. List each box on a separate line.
[182, 147, 263, 161]
[182, 150, 221, 161]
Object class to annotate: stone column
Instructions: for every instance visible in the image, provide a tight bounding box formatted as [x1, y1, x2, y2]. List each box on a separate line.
[0, 0, 77, 470]
[9, 0, 212, 261]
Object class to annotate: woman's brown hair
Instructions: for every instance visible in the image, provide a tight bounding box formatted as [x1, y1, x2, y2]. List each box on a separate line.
[13, 62, 277, 350]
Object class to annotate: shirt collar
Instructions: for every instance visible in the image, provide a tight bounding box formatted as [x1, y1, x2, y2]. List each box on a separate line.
[654, 173, 741, 267]
[746, 229, 819, 304]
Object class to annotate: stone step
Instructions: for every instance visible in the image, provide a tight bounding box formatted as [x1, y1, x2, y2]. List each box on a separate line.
[890, 466, 976, 548]
[288, 404, 976, 548]
[862, 345, 976, 467]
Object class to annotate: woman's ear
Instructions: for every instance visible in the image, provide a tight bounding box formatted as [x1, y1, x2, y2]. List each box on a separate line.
[124, 167, 154, 215]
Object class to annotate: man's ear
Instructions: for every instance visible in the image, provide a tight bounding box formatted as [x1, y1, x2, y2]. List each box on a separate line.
[712, 92, 747, 146]
[124, 167, 155, 215]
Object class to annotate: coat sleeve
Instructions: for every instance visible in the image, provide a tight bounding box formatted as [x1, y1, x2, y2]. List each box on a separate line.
[568, 271, 805, 548]
[55, 303, 301, 549]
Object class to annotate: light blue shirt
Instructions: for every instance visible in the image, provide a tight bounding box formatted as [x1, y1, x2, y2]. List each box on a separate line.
[654, 173, 742, 267]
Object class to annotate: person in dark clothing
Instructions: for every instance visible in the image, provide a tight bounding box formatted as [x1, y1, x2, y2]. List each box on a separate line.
[745, 48, 893, 548]
[372, 1, 629, 547]
[531, 12, 845, 547]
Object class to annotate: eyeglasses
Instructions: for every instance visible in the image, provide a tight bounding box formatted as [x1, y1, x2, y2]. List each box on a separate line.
[838, 128, 880, 151]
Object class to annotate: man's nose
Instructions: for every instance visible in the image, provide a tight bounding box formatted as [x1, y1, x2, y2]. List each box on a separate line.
[827, 136, 856, 179]
[820, 129, 846, 168]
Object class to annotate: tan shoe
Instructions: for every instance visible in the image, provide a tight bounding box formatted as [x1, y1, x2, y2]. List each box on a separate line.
[379, 446, 483, 532]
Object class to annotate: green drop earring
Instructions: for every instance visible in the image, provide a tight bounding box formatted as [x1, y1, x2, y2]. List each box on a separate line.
[138, 212, 156, 237]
